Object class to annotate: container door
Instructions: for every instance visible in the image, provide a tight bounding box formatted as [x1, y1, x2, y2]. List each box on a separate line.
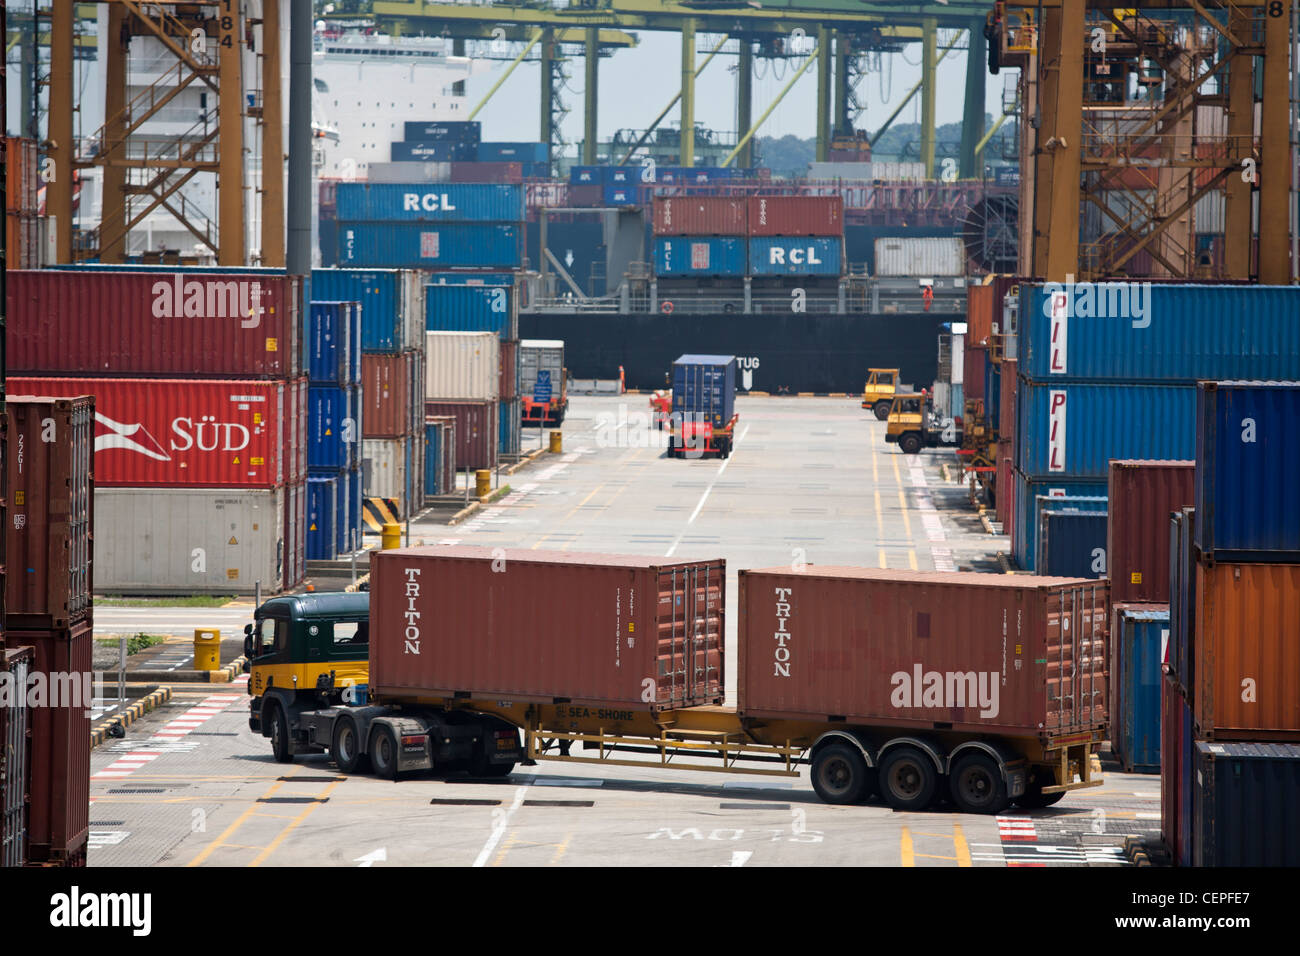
[2, 655, 31, 868]
[1043, 583, 1108, 732]
[655, 563, 724, 707]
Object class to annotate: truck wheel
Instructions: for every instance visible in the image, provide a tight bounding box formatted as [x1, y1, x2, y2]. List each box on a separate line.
[874, 401, 892, 421]
[900, 433, 923, 455]
[268, 704, 293, 764]
[811, 744, 874, 805]
[370, 725, 399, 780]
[948, 753, 1011, 814]
[879, 746, 938, 811]
[1014, 769, 1067, 809]
[332, 716, 371, 775]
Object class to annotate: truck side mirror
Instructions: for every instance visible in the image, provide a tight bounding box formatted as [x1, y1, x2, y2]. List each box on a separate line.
[244, 635, 254, 659]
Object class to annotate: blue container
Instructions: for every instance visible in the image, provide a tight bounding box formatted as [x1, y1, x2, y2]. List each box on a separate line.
[333, 468, 350, 554]
[748, 237, 843, 276]
[306, 476, 338, 561]
[1168, 508, 1196, 697]
[672, 355, 736, 429]
[1195, 381, 1300, 561]
[603, 183, 639, 206]
[319, 218, 338, 267]
[985, 358, 1003, 433]
[569, 165, 607, 185]
[1038, 509, 1109, 578]
[312, 269, 410, 353]
[1016, 380, 1196, 478]
[1020, 284, 1300, 382]
[1011, 471, 1107, 571]
[335, 183, 524, 223]
[403, 121, 480, 142]
[499, 399, 521, 456]
[653, 237, 746, 277]
[477, 142, 549, 163]
[307, 385, 355, 472]
[391, 140, 477, 162]
[1193, 741, 1300, 866]
[337, 222, 523, 269]
[308, 301, 361, 384]
[424, 284, 516, 341]
[424, 422, 443, 497]
[1113, 606, 1168, 774]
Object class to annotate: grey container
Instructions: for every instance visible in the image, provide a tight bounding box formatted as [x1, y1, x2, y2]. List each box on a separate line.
[93, 487, 286, 595]
[519, 339, 565, 399]
[1193, 741, 1300, 866]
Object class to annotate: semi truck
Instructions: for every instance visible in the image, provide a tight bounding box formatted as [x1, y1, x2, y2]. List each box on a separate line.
[246, 548, 1107, 814]
[667, 354, 739, 458]
[519, 339, 568, 426]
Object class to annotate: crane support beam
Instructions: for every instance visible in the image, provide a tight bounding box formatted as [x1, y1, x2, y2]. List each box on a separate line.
[101, 3, 129, 263]
[737, 39, 754, 168]
[1223, 9, 1253, 280]
[49, 0, 75, 262]
[1258, 1, 1292, 283]
[584, 28, 600, 163]
[540, 28, 555, 174]
[960, 19, 986, 178]
[619, 33, 729, 167]
[468, 27, 544, 120]
[920, 18, 937, 178]
[1040, 0, 1085, 281]
[218, 0, 245, 265]
[833, 32, 851, 136]
[681, 18, 696, 167]
[816, 26, 832, 161]
[262, 0, 285, 268]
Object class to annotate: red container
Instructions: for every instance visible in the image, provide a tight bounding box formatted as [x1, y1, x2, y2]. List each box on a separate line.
[653, 196, 747, 236]
[1160, 669, 1182, 863]
[499, 339, 518, 400]
[998, 358, 1017, 443]
[17, 621, 92, 866]
[996, 447, 1014, 528]
[370, 547, 725, 709]
[1, 646, 34, 868]
[737, 568, 1108, 736]
[8, 377, 290, 488]
[5, 397, 95, 629]
[284, 479, 305, 589]
[963, 345, 987, 404]
[5, 137, 39, 213]
[424, 400, 498, 472]
[966, 284, 994, 347]
[567, 184, 603, 207]
[6, 270, 302, 378]
[748, 195, 843, 236]
[362, 352, 413, 438]
[290, 377, 308, 481]
[1107, 460, 1195, 604]
[449, 161, 523, 184]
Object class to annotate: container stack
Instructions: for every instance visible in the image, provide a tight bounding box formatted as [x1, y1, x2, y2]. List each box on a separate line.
[392, 120, 480, 163]
[1162, 381, 1300, 867]
[477, 141, 549, 178]
[306, 300, 363, 561]
[5, 137, 41, 269]
[6, 267, 309, 594]
[425, 332, 501, 477]
[3, 396, 94, 866]
[1012, 284, 1300, 572]
[422, 414, 458, 500]
[652, 196, 748, 278]
[519, 339, 568, 427]
[333, 181, 524, 270]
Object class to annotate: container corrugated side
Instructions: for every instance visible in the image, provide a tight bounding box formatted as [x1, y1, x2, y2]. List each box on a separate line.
[424, 401, 497, 473]
[499, 341, 519, 400]
[737, 568, 1109, 736]
[1016, 380, 1196, 478]
[748, 196, 843, 236]
[370, 547, 725, 709]
[747, 238, 843, 276]
[307, 476, 338, 561]
[998, 358, 1017, 443]
[1160, 671, 1182, 862]
[284, 480, 306, 591]
[872, 237, 965, 277]
[499, 398, 521, 456]
[1, 647, 33, 868]
[653, 237, 747, 277]
[652, 197, 747, 236]
[672, 355, 736, 429]
[1193, 561, 1300, 740]
[337, 222, 523, 269]
[5, 398, 94, 629]
[362, 437, 415, 517]
[1107, 460, 1195, 604]
[1195, 381, 1300, 561]
[1011, 469, 1106, 571]
[1020, 284, 1300, 382]
[424, 283, 517, 341]
[94, 487, 286, 594]
[1110, 604, 1168, 774]
[1168, 508, 1197, 698]
[335, 183, 524, 222]
[361, 352, 414, 438]
[7, 270, 302, 378]
[425, 331, 500, 402]
[520, 340, 564, 399]
[313, 269, 403, 352]
[1193, 742, 1300, 866]
[308, 300, 357, 383]
[19, 622, 92, 865]
[1038, 509, 1109, 579]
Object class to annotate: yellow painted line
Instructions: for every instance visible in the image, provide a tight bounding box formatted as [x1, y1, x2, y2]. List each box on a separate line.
[953, 823, 972, 867]
[878, 549, 888, 569]
[531, 482, 606, 549]
[187, 780, 286, 866]
[908, 549, 918, 570]
[552, 832, 572, 865]
[492, 832, 520, 867]
[914, 852, 958, 861]
[249, 779, 343, 867]
[901, 826, 914, 867]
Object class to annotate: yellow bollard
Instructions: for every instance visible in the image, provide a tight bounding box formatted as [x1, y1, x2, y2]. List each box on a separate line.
[381, 522, 402, 550]
[475, 469, 492, 498]
[193, 629, 220, 671]
[549, 430, 562, 454]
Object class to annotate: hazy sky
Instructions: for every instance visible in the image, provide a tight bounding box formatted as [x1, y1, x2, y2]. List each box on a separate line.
[463, 29, 1010, 148]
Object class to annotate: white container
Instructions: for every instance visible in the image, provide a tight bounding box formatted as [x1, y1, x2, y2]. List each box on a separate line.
[363, 437, 414, 517]
[519, 339, 565, 398]
[807, 161, 927, 181]
[94, 487, 286, 595]
[425, 330, 500, 401]
[367, 161, 452, 183]
[402, 270, 427, 355]
[874, 237, 966, 277]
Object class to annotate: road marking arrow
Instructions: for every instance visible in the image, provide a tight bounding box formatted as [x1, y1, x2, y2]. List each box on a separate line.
[354, 847, 387, 867]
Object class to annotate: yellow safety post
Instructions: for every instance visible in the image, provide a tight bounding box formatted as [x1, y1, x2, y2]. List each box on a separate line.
[549, 431, 563, 454]
[381, 522, 402, 550]
[193, 629, 221, 671]
[475, 469, 492, 498]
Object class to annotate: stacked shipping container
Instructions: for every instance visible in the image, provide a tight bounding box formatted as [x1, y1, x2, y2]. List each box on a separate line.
[306, 301, 364, 561]
[5, 137, 42, 269]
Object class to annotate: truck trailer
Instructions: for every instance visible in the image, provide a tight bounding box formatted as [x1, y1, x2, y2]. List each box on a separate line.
[246, 548, 1107, 813]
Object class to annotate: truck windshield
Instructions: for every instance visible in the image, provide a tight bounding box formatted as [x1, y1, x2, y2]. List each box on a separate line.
[334, 621, 369, 646]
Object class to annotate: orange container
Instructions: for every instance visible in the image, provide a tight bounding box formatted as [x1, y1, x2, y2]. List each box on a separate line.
[966, 284, 994, 346]
[1194, 562, 1300, 740]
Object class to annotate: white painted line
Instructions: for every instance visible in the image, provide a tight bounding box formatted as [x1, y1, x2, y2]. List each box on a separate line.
[92, 771, 133, 778]
[665, 423, 750, 558]
[473, 785, 529, 868]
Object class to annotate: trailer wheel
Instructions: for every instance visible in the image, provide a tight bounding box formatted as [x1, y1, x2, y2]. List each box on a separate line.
[879, 746, 938, 811]
[332, 716, 370, 775]
[268, 703, 293, 764]
[873, 401, 892, 421]
[899, 433, 923, 455]
[948, 753, 1010, 814]
[1013, 769, 1067, 809]
[370, 724, 399, 780]
[811, 744, 873, 805]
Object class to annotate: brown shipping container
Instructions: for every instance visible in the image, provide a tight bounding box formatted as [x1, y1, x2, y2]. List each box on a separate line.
[998, 358, 1017, 443]
[966, 284, 994, 346]
[449, 161, 523, 184]
[963, 345, 986, 403]
[7, 270, 302, 378]
[1194, 562, 1300, 740]
[499, 339, 518, 400]
[738, 568, 1108, 736]
[424, 400, 498, 472]
[653, 196, 747, 236]
[1, 646, 34, 868]
[5, 137, 39, 213]
[18, 621, 92, 865]
[5, 398, 94, 629]
[748, 195, 843, 236]
[370, 547, 725, 709]
[996, 447, 1013, 528]
[362, 352, 413, 438]
[1107, 460, 1195, 604]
